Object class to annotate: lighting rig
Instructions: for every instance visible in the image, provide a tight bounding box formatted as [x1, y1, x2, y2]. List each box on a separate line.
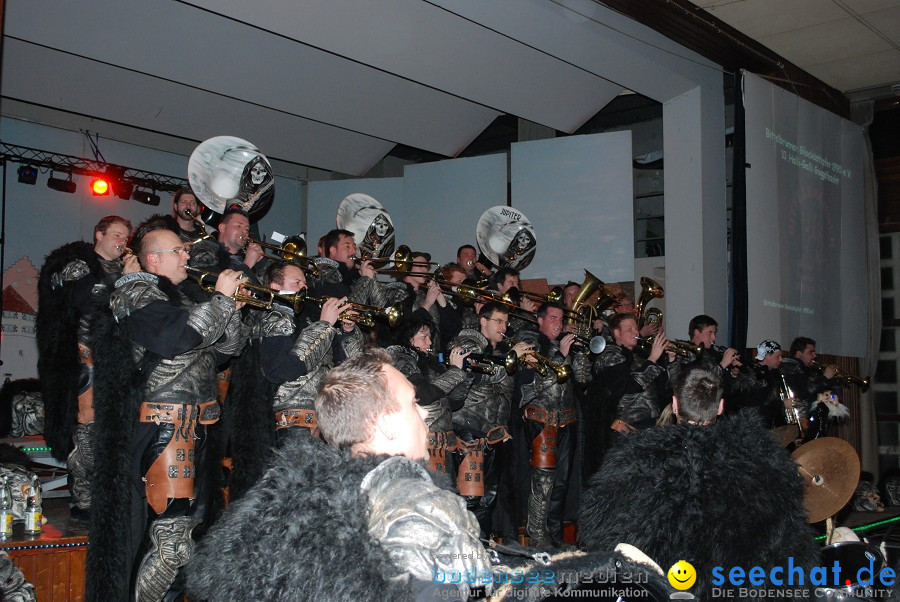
[1, 141, 187, 206]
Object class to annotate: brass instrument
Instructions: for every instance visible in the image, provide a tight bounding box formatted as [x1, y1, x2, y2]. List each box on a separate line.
[635, 276, 664, 329]
[461, 352, 518, 376]
[239, 235, 319, 277]
[442, 285, 538, 324]
[509, 286, 564, 305]
[810, 361, 870, 392]
[183, 209, 215, 245]
[634, 335, 702, 359]
[185, 266, 303, 311]
[780, 374, 805, 437]
[292, 290, 403, 328]
[503, 335, 571, 384]
[362, 244, 442, 276]
[566, 270, 605, 339]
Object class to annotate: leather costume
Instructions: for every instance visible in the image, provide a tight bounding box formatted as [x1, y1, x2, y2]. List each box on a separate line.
[515, 331, 590, 546]
[593, 344, 667, 430]
[36, 241, 122, 514]
[448, 328, 514, 536]
[780, 357, 838, 421]
[388, 344, 467, 474]
[187, 434, 492, 601]
[106, 272, 247, 602]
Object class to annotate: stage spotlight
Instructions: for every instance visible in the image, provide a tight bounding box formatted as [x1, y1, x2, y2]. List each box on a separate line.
[132, 189, 161, 206]
[115, 179, 134, 200]
[47, 172, 76, 194]
[91, 178, 110, 196]
[17, 165, 38, 185]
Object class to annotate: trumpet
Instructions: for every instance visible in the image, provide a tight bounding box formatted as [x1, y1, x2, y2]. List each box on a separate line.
[810, 361, 870, 392]
[185, 266, 304, 311]
[292, 290, 403, 328]
[460, 352, 518, 376]
[503, 335, 571, 384]
[239, 235, 319, 278]
[634, 335, 702, 359]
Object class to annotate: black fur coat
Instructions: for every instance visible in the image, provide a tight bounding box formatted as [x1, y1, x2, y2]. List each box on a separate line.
[186, 435, 417, 601]
[36, 241, 107, 461]
[578, 411, 819, 601]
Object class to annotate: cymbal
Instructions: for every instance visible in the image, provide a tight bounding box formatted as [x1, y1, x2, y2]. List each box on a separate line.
[791, 437, 860, 524]
[770, 424, 800, 448]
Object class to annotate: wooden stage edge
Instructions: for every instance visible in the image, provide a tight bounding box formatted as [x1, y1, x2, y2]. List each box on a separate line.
[1, 498, 88, 602]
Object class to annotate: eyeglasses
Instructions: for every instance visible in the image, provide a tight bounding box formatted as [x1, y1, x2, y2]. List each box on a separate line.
[154, 246, 188, 255]
[484, 317, 508, 327]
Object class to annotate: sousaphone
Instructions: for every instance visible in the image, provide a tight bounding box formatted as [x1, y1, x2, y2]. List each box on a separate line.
[475, 206, 537, 271]
[187, 136, 275, 223]
[336, 193, 395, 261]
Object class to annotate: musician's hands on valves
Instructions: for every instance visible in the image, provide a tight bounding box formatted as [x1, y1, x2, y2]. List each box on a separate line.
[215, 269, 246, 309]
[447, 346, 472, 369]
[559, 333, 576, 358]
[511, 340, 537, 368]
[647, 329, 669, 363]
[320, 297, 351, 327]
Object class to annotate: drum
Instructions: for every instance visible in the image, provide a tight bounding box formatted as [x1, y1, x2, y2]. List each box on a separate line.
[817, 541, 886, 599]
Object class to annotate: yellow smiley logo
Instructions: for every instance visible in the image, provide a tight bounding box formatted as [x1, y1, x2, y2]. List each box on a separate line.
[667, 560, 697, 590]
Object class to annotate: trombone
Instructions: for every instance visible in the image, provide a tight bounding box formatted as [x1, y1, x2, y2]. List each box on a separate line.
[238, 235, 319, 278]
[634, 335, 702, 359]
[359, 244, 442, 275]
[442, 284, 538, 324]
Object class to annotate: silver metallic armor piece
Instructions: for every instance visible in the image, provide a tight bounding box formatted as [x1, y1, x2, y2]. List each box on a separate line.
[362, 457, 491, 599]
[9, 390, 43, 437]
[517, 332, 589, 414]
[0, 465, 37, 520]
[350, 275, 407, 307]
[134, 516, 200, 602]
[594, 344, 666, 426]
[0, 550, 36, 602]
[526, 468, 555, 546]
[112, 275, 244, 405]
[50, 259, 90, 290]
[273, 320, 336, 412]
[68, 422, 94, 511]
[388, 345, 467, 433]
[449, 329, 514, 435]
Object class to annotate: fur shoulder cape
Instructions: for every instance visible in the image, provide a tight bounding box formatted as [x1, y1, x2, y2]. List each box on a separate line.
[578, 411, 819, 601]
[187, 435, 417, 601]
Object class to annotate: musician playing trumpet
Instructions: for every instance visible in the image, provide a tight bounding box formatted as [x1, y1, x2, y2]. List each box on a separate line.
[515, 303, 591, 548]
[387, 315, 471, 475]
[447, 302, 534, 539]
[667, 315, 744, 400]
[189, 208, 263, 283]
[228, 261, 363, 499]
[593, 313, 670, 435]
[780, 336, 841, 435]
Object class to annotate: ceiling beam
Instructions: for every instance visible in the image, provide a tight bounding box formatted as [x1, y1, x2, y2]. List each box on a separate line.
[599, 0, 851, 119]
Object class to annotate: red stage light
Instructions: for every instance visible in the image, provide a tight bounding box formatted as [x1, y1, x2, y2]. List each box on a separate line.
[91, 178, 110, 196]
